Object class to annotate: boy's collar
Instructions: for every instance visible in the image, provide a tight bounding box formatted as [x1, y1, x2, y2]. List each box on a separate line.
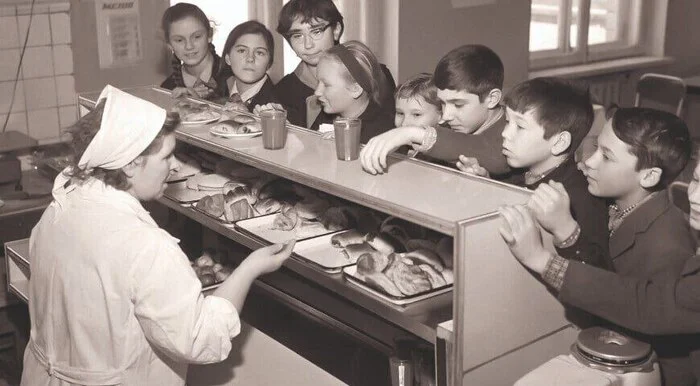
[471, 106, 504, 135]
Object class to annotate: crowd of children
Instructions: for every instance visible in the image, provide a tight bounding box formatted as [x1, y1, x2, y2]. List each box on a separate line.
[159, 1, 700, 384]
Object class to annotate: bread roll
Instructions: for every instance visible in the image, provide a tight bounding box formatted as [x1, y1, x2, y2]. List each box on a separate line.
[271, 205, 299, 231]
[342, 243, 379, 263]
[363, 273, 403, 297]
[224, 199, 255, 222]
[254, 198, 282, 215]
[356, 250, 392, 275]
[418, 264, 447, 288]
[404, 249, 444, 271]
[384, 258, 431, 296]
[196, 194, 225, 218]
[225, 185, 257, 206]
[330, 229, 365, 248]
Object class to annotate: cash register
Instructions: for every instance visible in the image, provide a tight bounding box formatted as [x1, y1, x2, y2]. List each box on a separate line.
[0, 131, 37, 202]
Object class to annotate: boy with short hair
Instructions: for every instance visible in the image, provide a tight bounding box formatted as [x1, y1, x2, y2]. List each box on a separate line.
[394, 73, 441, 129]
[498, 77, 610, 269]
[528, 107, 697, 386]
[360, 44, 520, 181]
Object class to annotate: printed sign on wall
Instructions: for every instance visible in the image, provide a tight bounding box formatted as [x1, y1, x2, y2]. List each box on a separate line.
[95, 0, 143, 68]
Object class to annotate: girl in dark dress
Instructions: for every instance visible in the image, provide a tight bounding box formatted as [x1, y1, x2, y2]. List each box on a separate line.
[218, 21, 278, 113]
[160, 3, 229, 101]
[312, 41, 394, 144]
[274, 0, 395, 127]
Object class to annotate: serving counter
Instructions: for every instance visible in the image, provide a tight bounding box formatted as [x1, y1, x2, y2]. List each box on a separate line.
[70, 87, 576, 385]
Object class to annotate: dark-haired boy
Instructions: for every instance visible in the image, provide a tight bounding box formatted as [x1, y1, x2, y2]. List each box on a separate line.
[360, 44, 520, 182]
[527, 107, 697, 386]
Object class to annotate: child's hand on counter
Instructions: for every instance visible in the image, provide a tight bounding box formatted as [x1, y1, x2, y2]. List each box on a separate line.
[456, 155, 489, 178]
[498, 205, 551, 275]
[360, 127, 424, 175]
[527, 181, 579, 245]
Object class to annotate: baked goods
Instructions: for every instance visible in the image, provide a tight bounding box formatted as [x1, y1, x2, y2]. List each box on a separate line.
[223, 197, 256, 222]
[195, 194, 225, 218]
[403, 249, 445, 272]
[363, 272, 403, 297]
[294, 197, 330, 220]
[331, 229, 365, 248]
[384, 257, 432, 296]
[173, 100, 219, 122]
[254, 198, 283, 215]
[191, 251, 233, 286]
[342, 242, 378, 262]
[232, 114, 256, 125]
[271, 205, 299, 231]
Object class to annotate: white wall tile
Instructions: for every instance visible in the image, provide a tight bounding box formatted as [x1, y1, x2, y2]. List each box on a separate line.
[55, 75, 75, 106]
[52, 44, 72, 75]
[0, 80, 25, 114]
[49, 3, 71, 13]
[21, 46, 54, 79]
[49, 12, 71, 45]
[27, 107, 59, 141]
[0, 112, 28, 135]
[0, 48, 20, 81]
[24, 77, 57, 110]
[17, 14, 51, 47]
[58, 105, 77, 129]
[0, 16, 19, 49]
[16, 4, 50, 15]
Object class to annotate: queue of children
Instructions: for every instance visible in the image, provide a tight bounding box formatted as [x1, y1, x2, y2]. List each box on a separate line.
[157, 2, 700, 384]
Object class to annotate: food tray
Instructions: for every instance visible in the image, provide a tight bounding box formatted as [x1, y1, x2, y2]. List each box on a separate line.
[342, 265, 452, 306]
[292, 231, 359, 273]
[163, 181, 211, 203]
[235, 213, 342, 244]
[166, 161, 200, 182]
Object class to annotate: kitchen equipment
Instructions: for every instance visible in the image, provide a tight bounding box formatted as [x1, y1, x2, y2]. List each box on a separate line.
[515, 327, 661, 386]
[0, 131, 37, 200]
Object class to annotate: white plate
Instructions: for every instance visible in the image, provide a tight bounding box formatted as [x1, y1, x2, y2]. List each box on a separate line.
[235, 213, 342, 244]
[163, 181, 211, 203]
[342, 265, 453, 306]
[292, 231, 357, 273]
[181, 112, 222, 125]
[209, 127, 262, 138]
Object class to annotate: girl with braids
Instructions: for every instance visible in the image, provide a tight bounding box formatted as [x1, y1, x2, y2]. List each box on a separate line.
[311, 40, 394, 144]
[160, 3, 229, 101]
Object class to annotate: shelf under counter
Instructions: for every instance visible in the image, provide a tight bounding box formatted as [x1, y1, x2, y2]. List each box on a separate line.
[157, 196, 452, 343]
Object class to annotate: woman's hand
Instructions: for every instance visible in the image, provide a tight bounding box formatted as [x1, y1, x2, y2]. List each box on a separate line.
[360, 127, 424, 175]
[244, 240, 296, 275]
[499, 205, 552, 274]
[171, 84, 213, 100]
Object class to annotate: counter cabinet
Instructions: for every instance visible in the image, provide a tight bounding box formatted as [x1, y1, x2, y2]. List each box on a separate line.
[76, 87, 577, 385]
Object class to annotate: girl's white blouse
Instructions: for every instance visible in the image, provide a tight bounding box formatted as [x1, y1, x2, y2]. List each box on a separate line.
[22, 179, 240, 386]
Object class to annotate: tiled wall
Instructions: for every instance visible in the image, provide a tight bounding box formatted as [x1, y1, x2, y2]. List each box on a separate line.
[0, 2, 75, 145]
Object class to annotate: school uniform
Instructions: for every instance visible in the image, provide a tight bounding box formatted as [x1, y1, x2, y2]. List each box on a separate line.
[220, 75, 279, 113]
[309, 100, 394, 145]
[527, 156, 611, 269]
[160, 53, 230, 102]
[275, 63, 397, 128]
[596, 193, 698, 386]
[420, 112, 524, 183]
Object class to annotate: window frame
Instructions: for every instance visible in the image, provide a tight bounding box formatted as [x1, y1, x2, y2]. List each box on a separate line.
[529, 0, 649, 70]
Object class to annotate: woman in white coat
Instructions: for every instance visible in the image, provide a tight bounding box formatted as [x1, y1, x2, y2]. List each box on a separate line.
[21, 85, 294, 385]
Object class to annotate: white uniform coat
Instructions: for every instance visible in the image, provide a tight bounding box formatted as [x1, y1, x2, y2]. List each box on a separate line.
[21, 179, 240, 385]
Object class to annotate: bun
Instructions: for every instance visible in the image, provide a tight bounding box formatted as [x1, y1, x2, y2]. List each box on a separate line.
[223, 198, 255, 222]
[254, 198, 282, 215]
[271, 205, 299, 231]
[196, 194, 225, 217]
[330, 229, 365, 248]
[225, 185, 257, 206]
[232, 114, 256, 124]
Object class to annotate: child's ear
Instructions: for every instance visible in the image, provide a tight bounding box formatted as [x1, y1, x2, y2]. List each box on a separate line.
[485, 89, 502, 109]
[551, 131, 572, 156]
[639, 167, 662, 189]
[348, 82, 364, 99]
[224, 54, 231, 67]
[332, 23, 342, 42]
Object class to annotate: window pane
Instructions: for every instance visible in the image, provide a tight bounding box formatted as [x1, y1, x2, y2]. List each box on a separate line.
[170, 0, 248, 56]
[588, 0, 622, 45]
[530, 0, 563, 52]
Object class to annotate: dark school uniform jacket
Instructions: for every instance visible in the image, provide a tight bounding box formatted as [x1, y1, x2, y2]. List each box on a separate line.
[560, 257, 700, 384]
[160, 54, 231, 102]
[219, 76, 279, 113]
[275, 64, 396, 128]
[422, 113, 524, 184]
[526, 156, 611, 270]
[309, 100, 394, 145]
[563, 192, 698, 386]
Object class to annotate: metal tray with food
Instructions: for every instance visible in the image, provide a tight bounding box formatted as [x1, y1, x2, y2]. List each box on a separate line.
[291, 230, 362, 273]
[235, 212, 345, 244]
[342, 265, 452, 306]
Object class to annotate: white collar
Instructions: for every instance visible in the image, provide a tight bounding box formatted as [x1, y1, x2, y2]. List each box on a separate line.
[181, 55, 214, 88]
[230, 75, 268, 103]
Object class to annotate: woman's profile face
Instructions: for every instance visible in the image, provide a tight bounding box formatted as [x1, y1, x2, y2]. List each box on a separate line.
[167, 16, 212, 67]
[313, 57, 358, 115]
[226, 33, 271, 86]
[287, 17, 340, 66]
[126, 134, 180, 202]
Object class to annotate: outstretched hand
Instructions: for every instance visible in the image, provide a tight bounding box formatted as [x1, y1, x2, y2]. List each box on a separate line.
[499, 205, 552, 274]
[456, 155, 489, 178]
[360, 127, 422, 175]
[245, 240, 296, 275]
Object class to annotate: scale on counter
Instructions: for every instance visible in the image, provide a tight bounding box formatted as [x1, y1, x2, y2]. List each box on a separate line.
[0, 131, 37, 201]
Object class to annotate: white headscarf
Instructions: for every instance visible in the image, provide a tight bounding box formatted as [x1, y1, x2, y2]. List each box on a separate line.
[52, 85, 167, 211]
